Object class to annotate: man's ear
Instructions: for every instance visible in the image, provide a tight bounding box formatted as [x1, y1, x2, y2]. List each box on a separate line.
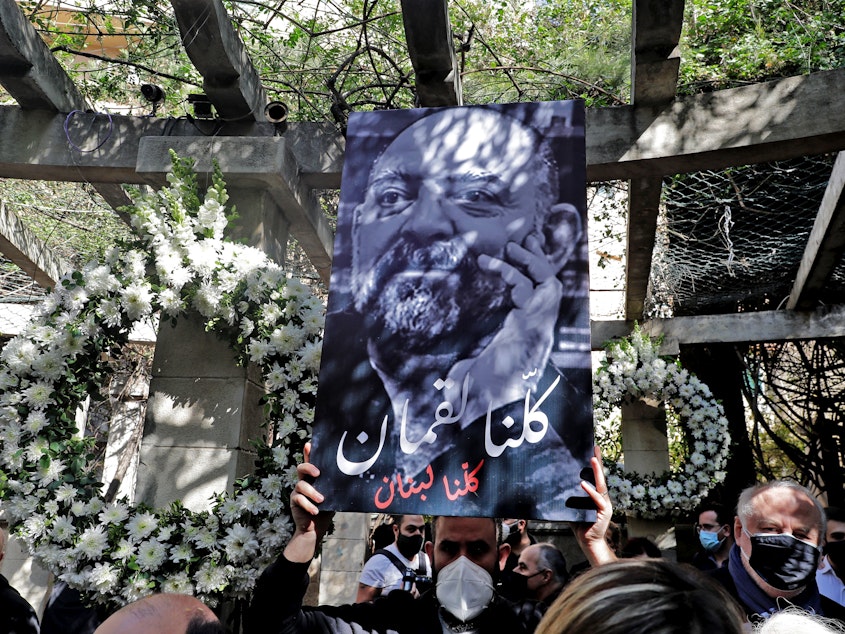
[733, 516, 743, 542]
[498, 543, 511, 571]
[538, 203, 582, 273]
[425, 541, 434, 561]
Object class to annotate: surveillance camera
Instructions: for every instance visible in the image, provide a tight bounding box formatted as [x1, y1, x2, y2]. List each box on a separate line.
[141, 84, 165, 104]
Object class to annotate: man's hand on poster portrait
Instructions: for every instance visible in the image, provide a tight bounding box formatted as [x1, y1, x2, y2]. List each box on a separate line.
[442, 203, 582, 422]
[571, 446, 617, 567]
[285, 442, 335, 564]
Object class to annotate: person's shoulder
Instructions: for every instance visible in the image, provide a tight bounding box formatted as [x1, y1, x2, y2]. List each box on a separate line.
[707, 564, 738, 592]
[820, 594, 845, 622]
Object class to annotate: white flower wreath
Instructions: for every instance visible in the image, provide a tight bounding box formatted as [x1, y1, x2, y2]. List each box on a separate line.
[593, 326, 731, 519]
[0, 154, 323, 607]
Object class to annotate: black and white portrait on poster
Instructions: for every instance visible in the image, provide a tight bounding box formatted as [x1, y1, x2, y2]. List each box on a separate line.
[311, 101, 595, 521]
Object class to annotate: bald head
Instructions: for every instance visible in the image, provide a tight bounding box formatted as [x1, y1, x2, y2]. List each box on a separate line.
[94, 594, 224, 634]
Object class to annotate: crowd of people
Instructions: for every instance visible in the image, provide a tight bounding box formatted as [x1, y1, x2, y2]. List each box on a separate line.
[2, 445, 844, 634]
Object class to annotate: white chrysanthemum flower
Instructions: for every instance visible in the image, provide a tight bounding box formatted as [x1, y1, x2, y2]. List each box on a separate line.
[123, 575, 154, 604]
[219, 499, 242, 524]
[99, 503, 130, 525]
[159, 288, 185, 316]
[265, 362, 287, 392]
[31, 351, 65, 381]
[271, 445, 288, 467]
[97, 298, 123, 328]
[192, 529, 218, 551]
[24, 411, 48, 434]
[188, 241, 220, 278]
[222, 524, 259, 562]
[55, 483, 76, 504]
[247, 339, 272, 363]
[23, 381, 55, 410]
[237, 490, 264, 514]
[22, 514, 48, 539]
[193, 282, 222, 317]
[121, 282, 154, 321]
[126, 512, 158, 541]
[298, 339, 322, 372]
[76, 526, 109, 558]
[51, 516, 77, 543]
[1, 338, 37, 373]
[137, 539, 168, 571]
[113, 539, 135, 561]
[170, 542, 194, 563]
[36, 457, 65, 486]
[89, 562, 120, 593]
[195, 562, 231, 594]
[162, 572, 195, 595]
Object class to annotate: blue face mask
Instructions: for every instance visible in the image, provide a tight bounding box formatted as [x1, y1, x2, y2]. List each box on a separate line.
[699, 529, 724, 552]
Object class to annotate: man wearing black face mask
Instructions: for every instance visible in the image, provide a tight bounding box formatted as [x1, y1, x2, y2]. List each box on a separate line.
[817, 506, 845, 607]
[356, 515, 432, 602]
[708, 481, 845, 622]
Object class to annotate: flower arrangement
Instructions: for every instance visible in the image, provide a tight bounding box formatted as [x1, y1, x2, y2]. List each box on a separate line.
[593, 326, 731, 519]
[0, 154, 324, 607]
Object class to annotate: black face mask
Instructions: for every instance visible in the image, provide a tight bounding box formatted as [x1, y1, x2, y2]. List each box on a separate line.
[396, 533, 424, 559]
[745, 530, 820, 591]
[824, 539, 845, 571]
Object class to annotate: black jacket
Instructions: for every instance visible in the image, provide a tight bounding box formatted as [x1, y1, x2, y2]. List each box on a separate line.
[0, 573, 40, 634]
[246, 554, 528, 634]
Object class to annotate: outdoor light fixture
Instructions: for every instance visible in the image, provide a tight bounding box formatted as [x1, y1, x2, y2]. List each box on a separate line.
[264, 101, 288, 132]
[187, 93, 214, 119]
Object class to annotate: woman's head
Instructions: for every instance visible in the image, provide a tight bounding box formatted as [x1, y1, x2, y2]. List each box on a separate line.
[534, 559, 745, 634]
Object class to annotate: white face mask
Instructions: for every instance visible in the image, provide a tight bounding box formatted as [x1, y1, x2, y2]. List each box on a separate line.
[435, 556, 494, 622]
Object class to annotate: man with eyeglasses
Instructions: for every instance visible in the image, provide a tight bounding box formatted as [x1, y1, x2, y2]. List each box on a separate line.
[691, 504, 734, 571]
[356, 515, 432, 602]
[817, 506, 845, 607]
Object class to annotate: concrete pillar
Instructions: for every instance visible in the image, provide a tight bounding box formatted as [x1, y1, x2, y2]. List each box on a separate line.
[136, 187, 286, 509]
[621, 398, 675, 554]
[318, 512, 369, 606]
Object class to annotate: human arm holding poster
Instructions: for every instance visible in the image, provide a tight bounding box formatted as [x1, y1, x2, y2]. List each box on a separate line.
[284, 444, 334, 564]
[571, 446, 618, 567]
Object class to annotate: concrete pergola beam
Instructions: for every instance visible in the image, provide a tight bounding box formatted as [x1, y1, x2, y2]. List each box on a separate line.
[0, 108, 342, 185]
[137, 136, 334, 283]
[0, 200, 70, 288]
[2, 68, 845, 186]
[0, 0, 131, 213]
[170, 0, 268, 122]
[0, 0, 87, 112]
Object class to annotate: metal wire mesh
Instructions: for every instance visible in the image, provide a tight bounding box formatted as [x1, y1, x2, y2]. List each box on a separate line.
[648, 154, 838, 317]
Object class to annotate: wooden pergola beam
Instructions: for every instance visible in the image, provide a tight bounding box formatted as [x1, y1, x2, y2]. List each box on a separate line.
[592, 304, 845, 353]
[170, 0, 268, 122]
[787, 152, 845, 310]
[625, 0, 685, 320]
[399, 0, 462, 107]
[587, 68, 845, 181]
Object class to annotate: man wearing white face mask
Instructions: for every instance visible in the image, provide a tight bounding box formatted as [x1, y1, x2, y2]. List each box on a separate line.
[707, 480, 845, 622]
[246, 444, 614, 634]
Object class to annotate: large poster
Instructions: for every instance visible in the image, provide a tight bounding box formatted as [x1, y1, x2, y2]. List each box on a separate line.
[311, 101, 594, 520]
